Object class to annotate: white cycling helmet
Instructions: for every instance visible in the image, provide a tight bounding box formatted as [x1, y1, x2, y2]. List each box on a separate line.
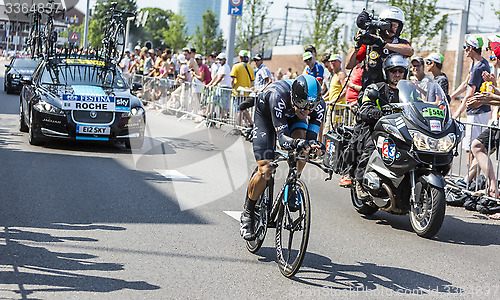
[379, 7, 405, 38]
[383, 53, 410, 82]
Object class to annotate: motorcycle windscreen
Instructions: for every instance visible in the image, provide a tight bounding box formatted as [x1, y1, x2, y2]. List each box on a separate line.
[397, 80, 452, 133]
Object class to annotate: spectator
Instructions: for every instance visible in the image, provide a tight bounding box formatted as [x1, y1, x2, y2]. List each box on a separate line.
[231, 50, 255, 126]
[208, 52, 220, 82]
[191, 54, 212, 85]
[276, 68, 284, 80]
[302, 50, 324, 83]
[321, 52, 331, 95]
[346, 62, 363, 106]
[451, 36, 491, 155]
[164, 49, 176, 79]
[119, 49, 131, 75]
[425, 53, 449, 95]
[129, 53, 137, 74]
[410, 56, 432, 82]
[207, 53, 232, 118]
[183, 47, 199, 75]
[168, 54, 192, 110]
[324, 54, 347, 134]
[252, 54, 272, 93]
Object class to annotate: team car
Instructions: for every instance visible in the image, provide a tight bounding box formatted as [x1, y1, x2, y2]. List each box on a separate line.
[4, 57, 40, 94]
[19, 57, 146, 149]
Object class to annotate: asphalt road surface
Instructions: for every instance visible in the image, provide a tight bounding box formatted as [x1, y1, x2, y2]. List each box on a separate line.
[1, 64, 500, 299]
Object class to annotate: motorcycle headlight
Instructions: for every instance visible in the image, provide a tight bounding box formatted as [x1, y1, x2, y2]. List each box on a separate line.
[409, 130, 456, 153]
[382, 124, 405, 141]
[121, 107, 144, 118]
[33, 100, 64, 115]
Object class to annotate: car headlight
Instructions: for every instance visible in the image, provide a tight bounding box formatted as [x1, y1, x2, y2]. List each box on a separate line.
[11, 73, 21, 79]
[409, 130, 456, 153]
[33, 100, 64, 115]
[121, 107, 144, 118]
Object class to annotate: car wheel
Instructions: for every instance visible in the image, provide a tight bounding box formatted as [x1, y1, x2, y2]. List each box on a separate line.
[28, 108, 44, 146]
[19, 101, 28, 132]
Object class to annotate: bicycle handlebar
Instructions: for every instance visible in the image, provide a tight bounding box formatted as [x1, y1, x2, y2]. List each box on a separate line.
[269, 151, 333, 181]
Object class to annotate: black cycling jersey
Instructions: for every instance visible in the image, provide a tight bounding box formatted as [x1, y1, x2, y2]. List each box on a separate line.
[252, 80, 326, 160]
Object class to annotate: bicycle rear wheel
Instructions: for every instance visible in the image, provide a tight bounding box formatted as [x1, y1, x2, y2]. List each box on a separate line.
[275, 179, 310, 278]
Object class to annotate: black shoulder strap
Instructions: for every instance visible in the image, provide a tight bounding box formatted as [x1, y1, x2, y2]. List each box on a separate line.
[242, 63, 252, 81]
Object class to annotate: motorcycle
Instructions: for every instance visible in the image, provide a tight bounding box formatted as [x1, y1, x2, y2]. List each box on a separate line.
[349, 80, 464, 238]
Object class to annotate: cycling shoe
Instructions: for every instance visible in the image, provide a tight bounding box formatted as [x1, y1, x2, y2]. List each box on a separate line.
[240, 212, 256, 241]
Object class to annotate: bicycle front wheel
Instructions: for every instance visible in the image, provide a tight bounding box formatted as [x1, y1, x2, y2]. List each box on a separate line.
[275, 179, 310, 278]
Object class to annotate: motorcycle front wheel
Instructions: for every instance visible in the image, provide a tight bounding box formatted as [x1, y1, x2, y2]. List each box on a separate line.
[409, 179, 446, 238]
[350, 188, 378, 215]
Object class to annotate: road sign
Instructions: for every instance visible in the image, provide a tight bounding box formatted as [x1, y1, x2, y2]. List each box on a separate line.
[228, 0, 243, 16]
[69, 31, 80, 41]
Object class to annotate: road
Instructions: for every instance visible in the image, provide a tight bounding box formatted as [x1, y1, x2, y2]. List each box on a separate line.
[1, 65, 500, 299]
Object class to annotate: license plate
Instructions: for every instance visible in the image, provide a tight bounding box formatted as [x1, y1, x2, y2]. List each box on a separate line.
[76, 125, 110, 135]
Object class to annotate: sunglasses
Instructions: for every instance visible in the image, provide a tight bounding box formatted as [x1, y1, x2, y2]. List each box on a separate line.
[463, 45, 473, 50]
[388, 68, 405, 74]
[490, 56, 498, 61]
[425, 60, 433, 65]
[304, 58, 312, 62]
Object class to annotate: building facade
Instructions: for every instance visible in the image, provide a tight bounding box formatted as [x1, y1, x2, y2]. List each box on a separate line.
[178, 0, 221, 37]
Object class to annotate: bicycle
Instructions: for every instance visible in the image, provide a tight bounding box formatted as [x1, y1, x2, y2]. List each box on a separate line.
[101, 2, 135, 64]
[42, 0, 62, 58]
[245, 149, 333, 277]
[26, 10, 43, 58]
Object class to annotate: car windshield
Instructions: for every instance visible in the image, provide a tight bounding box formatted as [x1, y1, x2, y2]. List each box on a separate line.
[397, 80, 450, 115]
[40, 64, 128, 89]
[13, 59, 40, 68]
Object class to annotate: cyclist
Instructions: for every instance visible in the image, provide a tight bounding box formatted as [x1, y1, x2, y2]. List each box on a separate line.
[240, 74, 326, 240]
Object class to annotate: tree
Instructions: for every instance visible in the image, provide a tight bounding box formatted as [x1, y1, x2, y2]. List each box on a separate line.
[162, 13, 190, 52]
[89, 0, 139, 48]
[193, 8, 225, 57]
[236, 0, 273, 54]
[141, 7, 174, 49]
[388, 0, 448, 50]
[304, 0, 342, 53]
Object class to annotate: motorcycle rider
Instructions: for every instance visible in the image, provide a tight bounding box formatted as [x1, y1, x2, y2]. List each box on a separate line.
[352, 53, 410, 199]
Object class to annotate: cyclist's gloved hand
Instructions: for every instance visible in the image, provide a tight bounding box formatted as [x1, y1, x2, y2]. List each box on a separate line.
[309, 140, 326, 156]
[294, 139, 310, 154]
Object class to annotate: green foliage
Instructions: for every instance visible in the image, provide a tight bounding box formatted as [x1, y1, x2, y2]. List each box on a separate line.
[140, 7, 174, 49]
[388, 0, 448, 50]
[162, 14, 190, 52]
[193, 8, 225, 57]
[236, 0, 273, 55]
[305, 0, 343, 53]
[89, 0, 138, 48]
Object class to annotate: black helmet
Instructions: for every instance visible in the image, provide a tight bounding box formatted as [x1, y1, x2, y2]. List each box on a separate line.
[291, 74, 321, 110]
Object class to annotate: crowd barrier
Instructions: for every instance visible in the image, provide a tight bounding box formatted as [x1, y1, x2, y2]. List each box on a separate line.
[123, 73, 256, 134]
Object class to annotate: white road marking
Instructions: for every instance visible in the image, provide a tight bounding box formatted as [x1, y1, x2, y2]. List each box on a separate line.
[224, 211, 241, 221]
[155, 169, 190, 180]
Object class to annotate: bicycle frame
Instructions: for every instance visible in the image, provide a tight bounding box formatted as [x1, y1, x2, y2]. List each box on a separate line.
[268, 151, 333, 226]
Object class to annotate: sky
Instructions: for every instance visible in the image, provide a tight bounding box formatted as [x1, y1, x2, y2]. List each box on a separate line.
[74, 0, 500, 42]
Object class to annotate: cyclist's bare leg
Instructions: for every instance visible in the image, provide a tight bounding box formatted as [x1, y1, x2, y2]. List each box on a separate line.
[291, 129, 307, 175]
[248, 159, 273, 200]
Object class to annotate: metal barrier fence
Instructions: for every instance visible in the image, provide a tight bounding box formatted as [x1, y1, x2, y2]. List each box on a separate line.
[328, 103, 500, 204]
[123, 73, 257, 134]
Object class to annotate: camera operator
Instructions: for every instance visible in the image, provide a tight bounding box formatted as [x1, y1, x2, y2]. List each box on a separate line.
[346, 7, 414, 95]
